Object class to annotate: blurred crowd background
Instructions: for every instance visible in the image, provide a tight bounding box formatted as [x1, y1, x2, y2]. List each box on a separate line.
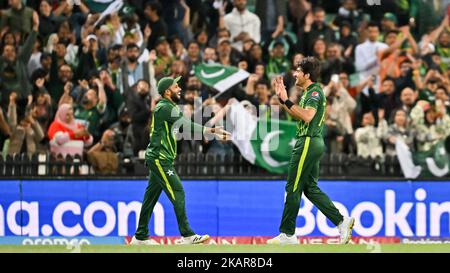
[0, 0, 450, 174]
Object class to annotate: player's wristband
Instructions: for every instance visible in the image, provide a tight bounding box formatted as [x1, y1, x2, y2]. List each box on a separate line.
[278, 97, 285, 105]
[285, 99, 294, 109]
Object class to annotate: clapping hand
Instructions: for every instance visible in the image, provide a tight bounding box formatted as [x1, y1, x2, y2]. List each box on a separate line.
[274, 76, 288, 102]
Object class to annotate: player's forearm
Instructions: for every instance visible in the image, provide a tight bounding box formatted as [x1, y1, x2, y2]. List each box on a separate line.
[282, 104, 314, 123]
[180, 116, 205, 134]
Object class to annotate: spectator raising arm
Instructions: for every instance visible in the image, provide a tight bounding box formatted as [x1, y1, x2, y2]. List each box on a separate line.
[7, 93, 18, 130]
[53, 1, 68, 17]
[94, 78, 107, 114]
[378, 30, 407, 60]
[59, 82, 74, 106]
[245, 74, 259, 96]
[19, 11, 39, 65]
[0, 105, 11, 137]
[77, 0, 91, 15]
[428, 15, 449, 44]
[217, 1, 227, 30]
[180, 0, 190, 28]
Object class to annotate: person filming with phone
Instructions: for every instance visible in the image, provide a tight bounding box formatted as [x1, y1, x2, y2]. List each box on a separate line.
[323, 73, 357, 153]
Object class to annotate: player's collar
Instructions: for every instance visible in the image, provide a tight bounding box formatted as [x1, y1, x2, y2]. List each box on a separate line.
[161, 97, 177, 106]
[306, 82, 319, 91]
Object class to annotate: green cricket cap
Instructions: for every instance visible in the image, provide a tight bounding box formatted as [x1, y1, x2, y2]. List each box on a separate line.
[157, 76, 181, 95]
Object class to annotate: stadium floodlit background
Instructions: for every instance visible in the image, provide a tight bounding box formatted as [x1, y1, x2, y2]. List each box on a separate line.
[0, 0, 450, 253]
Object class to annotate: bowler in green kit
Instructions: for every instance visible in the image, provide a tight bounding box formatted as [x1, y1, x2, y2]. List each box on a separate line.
[131, 76, 230, 245]
[268, 57, 355, 245]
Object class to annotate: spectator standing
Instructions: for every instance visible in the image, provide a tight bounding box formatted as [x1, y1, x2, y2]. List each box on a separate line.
[125, 79, 152, 155]
[263, 27, 296, 80]
[48, 63, 74, 106]
[297, 7, 336, 56]
[38, 0, 59, 40]
[323, 76, 356, 153]
[73, 79, 107, 141]
[121, 43, 150, 90]
[354, 22, 388, 89]
[31, 78, 53, 133]
[0, 11, 39, 108]
[426, 15, 449, 72]
[109, 105, 135, 157]
[254, 0, 286, 42]
[143, 1, 168, 51]
[183, 41, 202, 74]
[333, 0, 363, 32]
[0, 0, 34, 39]
[321, 43, 354, 83]
[394, 59, 416, 99]
[376, 77, 397, 121]
[6, 93, 44, 156]
[338, 21, 358, 61]
[76, 34, 100, 81]
[224, 0, 261, 52]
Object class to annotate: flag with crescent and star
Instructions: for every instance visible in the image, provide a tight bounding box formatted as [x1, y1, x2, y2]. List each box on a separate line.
[396, 139, 450, 178]
[85, 0, 133, 21]
[227, 100, 297, 174]
[194, 63, 250, 93]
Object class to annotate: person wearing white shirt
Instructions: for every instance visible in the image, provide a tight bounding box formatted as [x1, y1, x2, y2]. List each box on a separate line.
[223, 0, 261, 52]
[354, 22, 388, 91]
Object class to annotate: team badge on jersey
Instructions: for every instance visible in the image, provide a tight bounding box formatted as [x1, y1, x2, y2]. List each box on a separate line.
[311, 91, 319, 97]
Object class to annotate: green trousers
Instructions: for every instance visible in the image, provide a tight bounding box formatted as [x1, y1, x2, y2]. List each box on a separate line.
[279, 136, 343, 235]
[135, 158, 195, 239]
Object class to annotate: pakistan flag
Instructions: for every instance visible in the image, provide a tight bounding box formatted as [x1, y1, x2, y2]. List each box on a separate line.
[227, 100, 296, 174]
[194, 63, 249, 93]
[396, 138, 450, 178]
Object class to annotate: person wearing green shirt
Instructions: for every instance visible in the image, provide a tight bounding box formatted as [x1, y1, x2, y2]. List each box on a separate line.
[131, 76, 230, 245]
[268, 57, 354, 245]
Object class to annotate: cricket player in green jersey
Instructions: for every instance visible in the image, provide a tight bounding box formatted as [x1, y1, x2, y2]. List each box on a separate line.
[131, 76, 230, 245]
[267, 57, 355, 245]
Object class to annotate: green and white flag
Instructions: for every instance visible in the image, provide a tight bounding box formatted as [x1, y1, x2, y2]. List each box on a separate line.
[194, 63, 250, 93]
[396, 139, 450, 178]
[85, 0, 133, 17]
[227, 101, 297, 174]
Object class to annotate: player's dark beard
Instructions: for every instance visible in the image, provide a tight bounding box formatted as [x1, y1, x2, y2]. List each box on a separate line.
[171, 91, 180, 103]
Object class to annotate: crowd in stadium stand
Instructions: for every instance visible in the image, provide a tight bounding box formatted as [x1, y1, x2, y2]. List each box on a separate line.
[0, 0, 450, 173]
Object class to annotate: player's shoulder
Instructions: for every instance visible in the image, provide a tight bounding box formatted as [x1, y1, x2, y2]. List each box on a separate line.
[155, 99, 181, 117]
[155, 99, 173, 111]
[307, 83, 324, 98]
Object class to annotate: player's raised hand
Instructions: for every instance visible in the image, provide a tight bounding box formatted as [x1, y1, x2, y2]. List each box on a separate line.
[274, 76, 288, 101]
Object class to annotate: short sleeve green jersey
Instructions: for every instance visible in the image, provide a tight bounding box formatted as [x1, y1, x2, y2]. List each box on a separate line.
[145, 98, 204, 162]
[296, 83, 327, 138]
